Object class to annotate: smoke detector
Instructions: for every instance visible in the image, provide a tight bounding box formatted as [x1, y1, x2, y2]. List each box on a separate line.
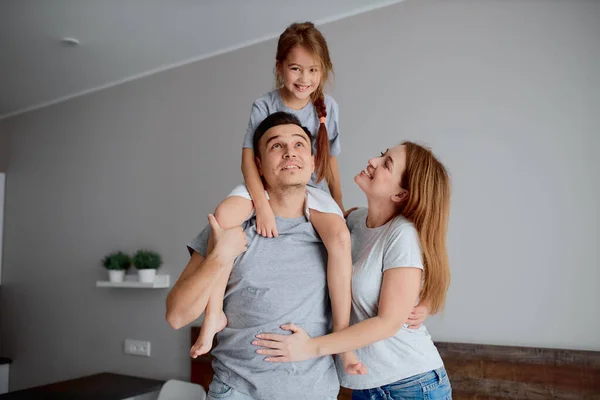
[60, 37, 80, 46]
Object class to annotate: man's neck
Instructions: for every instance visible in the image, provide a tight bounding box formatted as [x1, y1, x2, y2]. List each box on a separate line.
[267, 185, 307, 219]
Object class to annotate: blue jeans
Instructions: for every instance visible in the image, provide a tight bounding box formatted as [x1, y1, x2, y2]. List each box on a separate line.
[352, 367, 452, 400]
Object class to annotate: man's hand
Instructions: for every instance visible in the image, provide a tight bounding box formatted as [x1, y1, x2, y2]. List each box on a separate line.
[406, 303, 430, 329]
[209, 214, 248, 263]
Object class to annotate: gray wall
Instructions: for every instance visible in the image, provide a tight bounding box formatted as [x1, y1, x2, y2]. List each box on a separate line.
[0, 121, 7, 172]
[1, 0, 599, 391]
[0, 120, 6, 351]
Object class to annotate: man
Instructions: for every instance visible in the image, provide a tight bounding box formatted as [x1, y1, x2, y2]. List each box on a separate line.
[166, 112, 339, 400]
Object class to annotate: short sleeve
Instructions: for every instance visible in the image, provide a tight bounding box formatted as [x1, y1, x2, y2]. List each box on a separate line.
[382, 222, 424, 272]
[187, 224, 211, 257]
[327, 98, 341, 156]
[306, 186, 343, 218]
[242, 100, 269, 149]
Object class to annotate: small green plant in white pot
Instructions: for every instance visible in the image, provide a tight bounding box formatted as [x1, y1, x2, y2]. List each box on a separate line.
[132, 249, 162, 283]
[102, 251, 131, 283]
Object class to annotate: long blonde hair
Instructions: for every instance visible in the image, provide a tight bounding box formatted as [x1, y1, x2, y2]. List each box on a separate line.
[275, 22, 334, 184]
[400, 141, 451, 314]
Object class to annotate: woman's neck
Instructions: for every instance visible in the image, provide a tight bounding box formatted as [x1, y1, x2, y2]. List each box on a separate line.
[279, 88, 311, 110]
[365, 199, 399, 228]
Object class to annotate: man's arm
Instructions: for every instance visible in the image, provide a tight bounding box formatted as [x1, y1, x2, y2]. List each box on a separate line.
[165, 250, 230, 330]
[165, 214, 247, 330]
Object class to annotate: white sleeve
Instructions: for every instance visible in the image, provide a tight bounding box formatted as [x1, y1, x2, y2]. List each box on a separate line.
[227, 184, 252, 200]
[306, 187, 343, 218]
[382, 222, 424, 272]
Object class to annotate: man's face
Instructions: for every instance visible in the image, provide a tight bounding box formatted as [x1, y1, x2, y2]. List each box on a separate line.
[256, 124, 315, 190]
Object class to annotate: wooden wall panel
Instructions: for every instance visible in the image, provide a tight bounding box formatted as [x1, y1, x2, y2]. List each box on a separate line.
[190, 329, 600, 399]
[437, 342, 600, 399]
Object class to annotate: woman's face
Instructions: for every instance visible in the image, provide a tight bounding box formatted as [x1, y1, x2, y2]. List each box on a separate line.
[355, 144, 407, 202]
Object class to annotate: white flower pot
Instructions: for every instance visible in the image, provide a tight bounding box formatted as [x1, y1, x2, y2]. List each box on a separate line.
[108, 270, 125, 283]
[137, 269, 157, 283]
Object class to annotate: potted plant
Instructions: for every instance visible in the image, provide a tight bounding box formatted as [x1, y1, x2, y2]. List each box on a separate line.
[132, 249, 162, 283]
[102, 251, 131, 283]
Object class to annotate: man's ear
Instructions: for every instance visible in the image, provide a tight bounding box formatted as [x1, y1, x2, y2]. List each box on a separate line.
[391, 189, 409, 204]
[255, 157, 263, 176]
[310, 155, 315, 174]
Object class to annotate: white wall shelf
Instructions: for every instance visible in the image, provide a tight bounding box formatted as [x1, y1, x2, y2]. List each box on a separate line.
[96, 274, 171, 289]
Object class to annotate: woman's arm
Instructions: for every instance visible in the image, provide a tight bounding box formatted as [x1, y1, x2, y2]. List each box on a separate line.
[254, 267, 422, 362]
[327, 156, 344, 212]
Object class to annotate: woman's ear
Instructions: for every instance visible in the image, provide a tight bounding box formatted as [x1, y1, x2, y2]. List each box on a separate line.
[391, 189, 409, 204]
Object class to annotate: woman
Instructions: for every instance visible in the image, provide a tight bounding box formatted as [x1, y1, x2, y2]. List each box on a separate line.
[252, 141, 452, 399]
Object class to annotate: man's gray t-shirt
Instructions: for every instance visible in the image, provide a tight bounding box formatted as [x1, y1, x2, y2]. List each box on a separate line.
[188, 215, 339, 400]
[242, 90, 341, 192]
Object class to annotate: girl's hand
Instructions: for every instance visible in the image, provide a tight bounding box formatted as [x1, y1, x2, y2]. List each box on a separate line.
[252, 323, 318, 362]
[255, 204, 278, 238]
[344, 207, 358, 219]
[208, 214, 247, 263]
[406, 303, 429, 329]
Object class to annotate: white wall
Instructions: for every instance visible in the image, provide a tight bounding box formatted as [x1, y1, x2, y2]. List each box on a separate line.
[1, 0, 598, 391]
[325, 0, 600, 350]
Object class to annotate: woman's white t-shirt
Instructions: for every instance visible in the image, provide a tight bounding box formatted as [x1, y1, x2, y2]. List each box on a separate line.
[338, 208, 444, 390]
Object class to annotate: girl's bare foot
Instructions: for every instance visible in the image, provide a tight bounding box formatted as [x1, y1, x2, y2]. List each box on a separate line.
[190, 311, 227, 358]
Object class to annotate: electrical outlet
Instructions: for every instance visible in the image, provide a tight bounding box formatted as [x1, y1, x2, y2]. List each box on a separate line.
[124, 339, 151, 357]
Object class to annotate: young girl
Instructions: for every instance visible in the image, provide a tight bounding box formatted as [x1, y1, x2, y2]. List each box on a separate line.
[252, 142, 453, 399]
[191, 22, 364, 374]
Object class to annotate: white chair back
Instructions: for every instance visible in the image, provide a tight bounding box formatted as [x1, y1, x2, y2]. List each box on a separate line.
[157, 379, 206, 400]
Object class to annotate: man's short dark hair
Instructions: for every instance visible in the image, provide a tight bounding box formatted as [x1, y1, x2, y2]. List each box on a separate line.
[253, 112, 313, 156]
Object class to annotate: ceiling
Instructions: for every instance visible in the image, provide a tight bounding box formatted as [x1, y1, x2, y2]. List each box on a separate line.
[0, 0, 404, 119]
